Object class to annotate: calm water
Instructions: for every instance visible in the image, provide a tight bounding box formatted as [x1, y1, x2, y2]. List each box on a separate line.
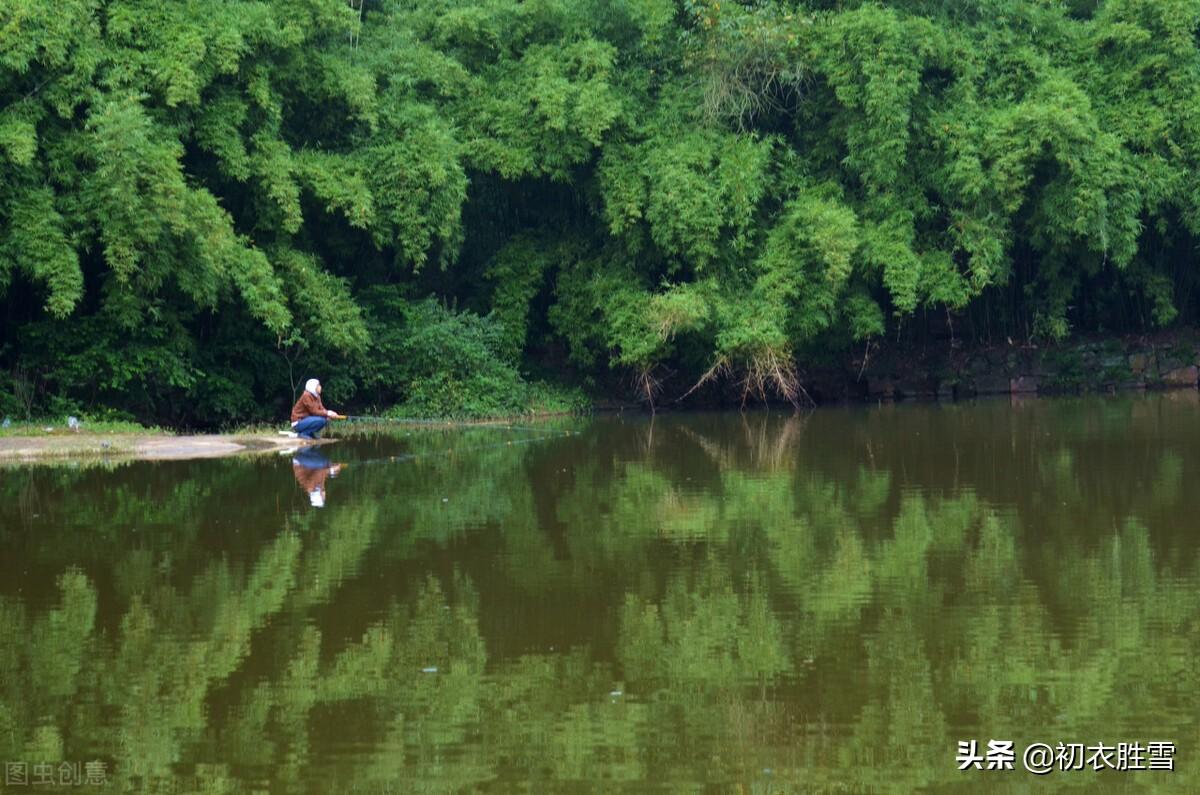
[3, 395, 1200, 793]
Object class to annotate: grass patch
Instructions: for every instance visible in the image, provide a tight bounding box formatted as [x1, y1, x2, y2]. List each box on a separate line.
[521, 382, 592, 416]
[0, 416, 167, 438]
[224, 422, 290, 437]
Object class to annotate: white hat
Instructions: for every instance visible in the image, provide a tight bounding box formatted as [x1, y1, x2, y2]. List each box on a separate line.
[305, 378, 320, 395]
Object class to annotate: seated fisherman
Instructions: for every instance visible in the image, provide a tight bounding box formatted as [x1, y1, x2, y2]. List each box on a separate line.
[289, 378, 342, 439]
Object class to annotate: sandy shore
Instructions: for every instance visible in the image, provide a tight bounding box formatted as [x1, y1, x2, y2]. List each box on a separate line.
[0, 433, 336, 463]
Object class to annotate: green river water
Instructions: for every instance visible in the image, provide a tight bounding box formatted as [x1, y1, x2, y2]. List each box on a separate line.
[2, 395, 1199, 793]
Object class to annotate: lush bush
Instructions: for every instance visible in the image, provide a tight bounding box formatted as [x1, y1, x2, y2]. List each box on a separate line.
[356, 293, 584, 420]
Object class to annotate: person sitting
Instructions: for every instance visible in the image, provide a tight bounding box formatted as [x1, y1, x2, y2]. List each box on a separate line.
[289, 378, 342, 439]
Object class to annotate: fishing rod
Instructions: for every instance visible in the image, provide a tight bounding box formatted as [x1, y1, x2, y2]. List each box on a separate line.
[340, 428, 574, 467]
[340, 414, 571, 435]
[342, 414, 452, 426]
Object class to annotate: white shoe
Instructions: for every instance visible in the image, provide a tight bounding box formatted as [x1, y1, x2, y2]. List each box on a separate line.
[278, 431, 298, 438]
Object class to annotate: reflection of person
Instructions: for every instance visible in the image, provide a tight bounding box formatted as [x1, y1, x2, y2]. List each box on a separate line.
[289, 378, 343, 439]
[292, 448, 343, 508]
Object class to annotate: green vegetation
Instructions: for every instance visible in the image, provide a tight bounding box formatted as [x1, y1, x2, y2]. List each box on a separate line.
[0, 416, 164, 437]
[5, 0, 1200, 423]
[359, 296, 588, 419]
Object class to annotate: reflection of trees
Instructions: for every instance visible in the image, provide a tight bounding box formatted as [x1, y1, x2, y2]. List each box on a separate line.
[2, 401, 1200, 789]
[619, 562, 790, 689]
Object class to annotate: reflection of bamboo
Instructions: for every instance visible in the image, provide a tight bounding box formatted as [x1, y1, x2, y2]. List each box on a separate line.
[762, 415, 805, 471]
[17, 472, 43, 532]
[677, 414, 805, 472]
[742, 412, 806, 471]
[739, 409, 757, 454]
[724, 693, 792, 777]
[679, 424, 731, 468]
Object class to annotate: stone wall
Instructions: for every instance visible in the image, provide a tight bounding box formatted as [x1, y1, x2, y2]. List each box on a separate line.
[806, 334, 1200, 403]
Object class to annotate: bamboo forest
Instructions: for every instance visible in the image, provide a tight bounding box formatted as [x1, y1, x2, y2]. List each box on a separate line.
[7, 0, 1200, 421]
[5, 0, 1200, 793]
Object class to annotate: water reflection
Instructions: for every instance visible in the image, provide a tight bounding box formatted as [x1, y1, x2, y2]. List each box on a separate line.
[0, 396, 1198, 791]
[291, 447, 343, 508]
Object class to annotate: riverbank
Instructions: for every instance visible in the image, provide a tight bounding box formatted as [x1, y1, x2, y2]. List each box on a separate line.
[9, 329, 1200, 461]
[798, 329, 1200, 403]
[0, 411, 585, 463]
[0, 431, 334, 464]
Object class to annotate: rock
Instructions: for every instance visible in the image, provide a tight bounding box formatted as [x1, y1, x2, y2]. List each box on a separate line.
[1161, 366, 1198, 387]
[1010, 376, 1039, 394]
[1127, 352, 1152, 374]
[806, 373, 854, 402]
[1154, 342, 1193, 373]
[973, 374, 1011, 395]
[1028, 357, 1056, 377]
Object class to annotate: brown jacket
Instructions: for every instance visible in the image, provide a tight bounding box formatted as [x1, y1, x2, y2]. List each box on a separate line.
[290, 390, 328, 423]
[293, 462, 330, 494]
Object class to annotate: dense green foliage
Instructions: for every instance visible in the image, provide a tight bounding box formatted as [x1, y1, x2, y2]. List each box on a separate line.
[5, 0, 1200, 422]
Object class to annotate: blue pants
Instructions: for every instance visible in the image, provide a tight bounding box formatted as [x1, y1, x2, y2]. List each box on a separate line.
[292, 448, 331, 469]
[293, 416, 328, 439]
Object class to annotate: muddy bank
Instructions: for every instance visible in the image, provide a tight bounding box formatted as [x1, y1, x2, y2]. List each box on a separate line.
[0, 433, 335, 464]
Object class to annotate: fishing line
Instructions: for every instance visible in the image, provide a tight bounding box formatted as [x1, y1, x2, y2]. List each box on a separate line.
[341, 428, 575, 467]
[340, 415, 561, 435]
[288, 415, 579, 470]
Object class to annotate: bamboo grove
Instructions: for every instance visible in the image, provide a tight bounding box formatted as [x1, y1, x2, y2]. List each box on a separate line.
[4, 0, 1200, 423]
